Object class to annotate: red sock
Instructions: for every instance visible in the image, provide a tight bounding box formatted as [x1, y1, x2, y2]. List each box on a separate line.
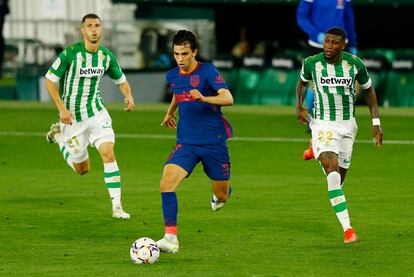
[165, 226, 177, 235]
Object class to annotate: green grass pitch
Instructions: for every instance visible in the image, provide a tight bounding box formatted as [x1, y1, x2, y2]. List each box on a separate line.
[0, 102, 413, 276]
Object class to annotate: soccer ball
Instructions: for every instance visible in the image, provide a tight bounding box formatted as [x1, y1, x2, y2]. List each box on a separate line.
[130, 237, 160, 264]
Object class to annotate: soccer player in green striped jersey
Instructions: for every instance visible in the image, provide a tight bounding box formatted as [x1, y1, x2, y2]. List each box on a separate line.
[296, 27, 383, 243]
[45, 14, 135, 219]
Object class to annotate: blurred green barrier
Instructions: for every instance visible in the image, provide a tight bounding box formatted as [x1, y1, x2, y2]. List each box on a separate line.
[16, 64, 40, 100]
[383, 56, 414, 107]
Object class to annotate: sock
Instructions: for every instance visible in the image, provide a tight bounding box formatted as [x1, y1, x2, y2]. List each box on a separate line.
[59, 143, 75, 171]
[161, 192, 178, 236]
[104, 161, 121, 209]
[327, 171, 351, 231]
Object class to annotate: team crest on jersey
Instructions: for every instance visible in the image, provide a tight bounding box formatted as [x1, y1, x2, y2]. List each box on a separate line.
[190, 75, 200, 87]
[99, 51, 107, 60]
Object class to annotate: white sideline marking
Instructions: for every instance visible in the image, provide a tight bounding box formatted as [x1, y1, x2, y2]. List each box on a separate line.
[0, 131, 413, 145]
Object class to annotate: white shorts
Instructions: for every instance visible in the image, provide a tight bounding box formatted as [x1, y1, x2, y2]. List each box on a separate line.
[309, 118, 358, 169]
[59, 109, 115, 163]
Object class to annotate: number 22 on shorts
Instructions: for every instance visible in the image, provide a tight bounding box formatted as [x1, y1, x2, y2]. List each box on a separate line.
[317, 131, 333, 145]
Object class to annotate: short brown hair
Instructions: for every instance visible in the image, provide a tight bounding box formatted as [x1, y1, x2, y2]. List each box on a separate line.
[82, 13, 101, 24]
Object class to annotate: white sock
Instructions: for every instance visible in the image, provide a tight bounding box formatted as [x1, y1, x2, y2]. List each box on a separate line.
[59, 143, 75, 172]
[104, 161, 122, 209]
[327, 171, 351, 231]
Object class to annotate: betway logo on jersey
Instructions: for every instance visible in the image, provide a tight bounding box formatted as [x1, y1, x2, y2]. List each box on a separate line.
[319, 77, 352, 87]
[79, 67, 105, 77]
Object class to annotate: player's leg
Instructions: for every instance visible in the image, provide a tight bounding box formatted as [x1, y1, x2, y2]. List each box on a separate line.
[337, 132, 357, 242]
[312, 120, 357, 243]
[157, 164, 188, 253]
[90, 110, 129, 219]
[157, 144, 198, 254]
[319, 152, 356, 243]
[200, 141, 232, 211]
[96, 141, 129, 219]
[47, 122, 90, 174]
[303, 138, 314, 160]
[211, 180, 232, 211]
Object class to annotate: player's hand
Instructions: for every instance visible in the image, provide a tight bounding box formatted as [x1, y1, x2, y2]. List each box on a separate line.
[373, 125, 383, 146]
[296, 106, 309, 125]
[59, 108, 73, 125]
[160, 113, 177, 129]
[189, 89, 205, 102]
[124, 96, 135, 111]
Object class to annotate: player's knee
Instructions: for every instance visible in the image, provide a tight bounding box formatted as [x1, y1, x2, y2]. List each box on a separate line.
[160, 177, 176, 192]
[101, 152, 115, 163]
[74, 163, 90, 175]
[76, 168, 89, 175]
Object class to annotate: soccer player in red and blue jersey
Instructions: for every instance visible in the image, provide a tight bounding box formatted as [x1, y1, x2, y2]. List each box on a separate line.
[156, 30, 234, 254]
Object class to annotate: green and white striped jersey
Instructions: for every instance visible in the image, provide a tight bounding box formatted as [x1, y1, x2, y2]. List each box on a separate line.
[301, 51, 372, 121]
[46, 42, 126, 122]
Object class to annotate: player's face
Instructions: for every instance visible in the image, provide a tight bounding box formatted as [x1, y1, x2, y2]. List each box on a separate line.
[81, 18, 102, 44]
[173, 44, 198, 73]
[323, 34, 346, 61]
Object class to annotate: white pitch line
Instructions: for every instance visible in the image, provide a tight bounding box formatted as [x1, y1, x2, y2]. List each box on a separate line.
[0, 131, 413, 145]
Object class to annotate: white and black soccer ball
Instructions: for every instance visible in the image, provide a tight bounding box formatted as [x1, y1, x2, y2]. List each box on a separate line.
[130, 237, 160, 264]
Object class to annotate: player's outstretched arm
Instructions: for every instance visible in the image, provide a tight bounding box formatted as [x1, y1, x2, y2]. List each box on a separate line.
[45, 78, 73, 124]
[118, 81, 135, 111]
[296, 79, 309, 125]
[189, 88, 233, 106]
[364, 86, 383, 146]
[161, 95, 177, 129]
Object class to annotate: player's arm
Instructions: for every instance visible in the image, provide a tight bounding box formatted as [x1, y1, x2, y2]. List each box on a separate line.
[161, 94, 177, 129]
[45, 50, 72, 124]
[344, 1, 357, 50]
[296, 79, 309, 125]
[189, 88, 233, 106]
[363, 85, 383, 146]
[45, 79, 73, 124]
[296, 1, 321, 40]
[117, 80, 135, 111]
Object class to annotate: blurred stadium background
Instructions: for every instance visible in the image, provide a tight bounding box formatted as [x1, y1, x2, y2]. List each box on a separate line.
[1, 0, 414, 107]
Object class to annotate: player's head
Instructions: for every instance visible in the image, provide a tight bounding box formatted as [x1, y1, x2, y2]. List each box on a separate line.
[172, 30, 199, 73]
[81, 13, 102, 44]
[323, 27, 347, 61]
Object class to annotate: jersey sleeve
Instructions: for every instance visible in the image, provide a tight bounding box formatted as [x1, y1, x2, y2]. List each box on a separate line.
[354, 56, 372, 89]
[205, 64, 228, 91]
[300, 57, 312, 82]
[45, 49, 71, 83]
[106, 51, 126, 85]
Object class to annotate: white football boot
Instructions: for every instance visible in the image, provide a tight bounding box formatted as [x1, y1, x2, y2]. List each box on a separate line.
[112, 206, 130, 219]
[211, 195, 225, 211]
[46, 122, 61, 143]
[156, 234, 179, 254]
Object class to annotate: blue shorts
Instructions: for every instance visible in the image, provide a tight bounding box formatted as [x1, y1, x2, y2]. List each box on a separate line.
[165, 141, 231, 181]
